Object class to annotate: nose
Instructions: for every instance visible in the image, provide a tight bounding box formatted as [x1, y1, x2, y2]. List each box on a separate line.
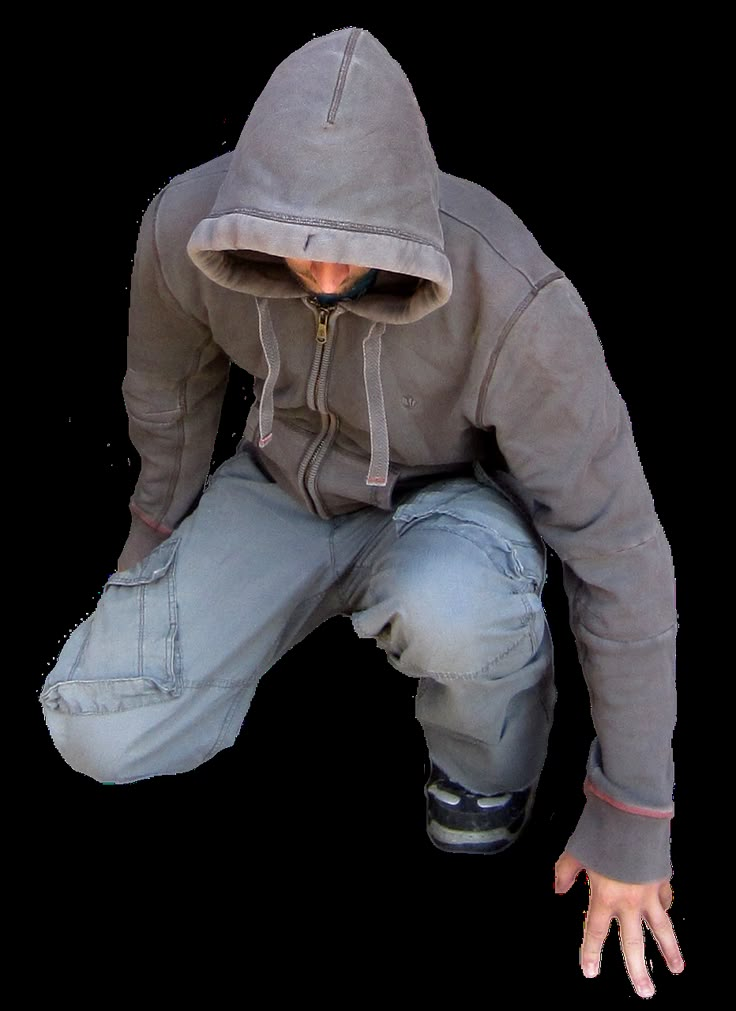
[310, 261, 350, 293]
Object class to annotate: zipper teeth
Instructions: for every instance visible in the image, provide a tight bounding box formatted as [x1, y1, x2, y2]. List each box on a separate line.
[315, 338, 331, 407]
[302, 301, 340, 511]
[306, 343, 324, 412]
[310, 426, 334, 476]
[308, 340, 335, 483]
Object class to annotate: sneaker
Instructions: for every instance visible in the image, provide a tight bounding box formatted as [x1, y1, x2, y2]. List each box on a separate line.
[425, 762, 536, 854]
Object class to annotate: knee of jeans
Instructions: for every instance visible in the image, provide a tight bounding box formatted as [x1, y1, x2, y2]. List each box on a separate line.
[41, 684, 242, 784]
[42, 704, 150, 783]
[355, 536, 545, 678]
[40, 536, 191, 782]
[398, 592, 544, 677]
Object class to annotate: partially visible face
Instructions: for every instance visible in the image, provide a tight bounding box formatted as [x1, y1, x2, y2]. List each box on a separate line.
[284, 257, 373, 296]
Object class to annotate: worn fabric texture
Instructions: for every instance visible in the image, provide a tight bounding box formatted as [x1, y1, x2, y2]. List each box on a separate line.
[41, 448, 555, 822]
[42, 27, 676, 882]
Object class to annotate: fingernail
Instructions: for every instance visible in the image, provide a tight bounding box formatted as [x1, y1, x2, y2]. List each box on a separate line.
[639, 984, 655, 998]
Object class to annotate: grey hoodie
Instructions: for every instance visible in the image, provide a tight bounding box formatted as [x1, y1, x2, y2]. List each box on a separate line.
[119, 27, 677, 883]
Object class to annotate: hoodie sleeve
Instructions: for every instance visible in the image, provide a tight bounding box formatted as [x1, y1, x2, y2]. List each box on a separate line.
[482, 276, 677, 884]
[118, 188, 231, 572]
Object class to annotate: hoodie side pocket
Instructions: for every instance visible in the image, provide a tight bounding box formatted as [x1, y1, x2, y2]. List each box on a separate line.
[41, 538, 183, 715]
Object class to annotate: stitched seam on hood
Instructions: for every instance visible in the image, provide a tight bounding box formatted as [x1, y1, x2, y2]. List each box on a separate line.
[197, 208, 445, 252]
[327, 27, 363, 125]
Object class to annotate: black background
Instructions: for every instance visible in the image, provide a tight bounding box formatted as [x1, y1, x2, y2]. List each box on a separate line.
[30, 16, 697, 999]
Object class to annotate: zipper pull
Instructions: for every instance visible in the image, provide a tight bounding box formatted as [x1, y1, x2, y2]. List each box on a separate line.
[316, 307, 330, 344]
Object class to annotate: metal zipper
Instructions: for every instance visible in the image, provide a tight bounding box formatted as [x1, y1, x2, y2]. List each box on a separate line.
[300, 300, 341, 513]
[316, 306, 330, 343]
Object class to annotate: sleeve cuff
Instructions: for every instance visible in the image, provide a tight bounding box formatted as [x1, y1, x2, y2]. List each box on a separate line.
[564, 790, 674, 883]
[117, 511, 173, 573]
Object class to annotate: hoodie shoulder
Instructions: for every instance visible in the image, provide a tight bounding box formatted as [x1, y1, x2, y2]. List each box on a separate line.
[439, 171, 563, 291]
[140, 153, 235, 314]
[154, 152, 234, 248]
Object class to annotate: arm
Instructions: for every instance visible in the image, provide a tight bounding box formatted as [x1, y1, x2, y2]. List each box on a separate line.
[481, 277, 682, 992]
[482, 275, 677, 883]
[118, 187, 231, 572]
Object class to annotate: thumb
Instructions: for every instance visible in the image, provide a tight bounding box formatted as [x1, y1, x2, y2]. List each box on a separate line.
[659, 878, 674, 911]
[554, 851, 585, 894]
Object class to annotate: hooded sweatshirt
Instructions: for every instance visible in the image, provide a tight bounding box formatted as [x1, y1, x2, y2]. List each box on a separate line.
[120, 27, 677, 883]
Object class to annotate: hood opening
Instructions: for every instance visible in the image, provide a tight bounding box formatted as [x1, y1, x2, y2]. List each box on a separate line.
[187, 27, 452, 325]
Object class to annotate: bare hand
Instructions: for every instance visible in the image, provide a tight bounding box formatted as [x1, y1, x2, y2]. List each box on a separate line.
[554, 851, 685, 998]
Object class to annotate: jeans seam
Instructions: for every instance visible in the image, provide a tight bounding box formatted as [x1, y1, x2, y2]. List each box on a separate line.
[262, 587, 334, 671]
[328, 523, 351, 612]
[205, 682, 256, 761]
[393, 630, 532, 681]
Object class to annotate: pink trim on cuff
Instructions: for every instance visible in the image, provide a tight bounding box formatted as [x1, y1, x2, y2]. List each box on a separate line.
[130, 501, 174, 536]
[584, 779, 673, 820]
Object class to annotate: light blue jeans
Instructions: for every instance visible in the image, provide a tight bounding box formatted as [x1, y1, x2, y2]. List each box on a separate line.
[40, 446, 556, 795]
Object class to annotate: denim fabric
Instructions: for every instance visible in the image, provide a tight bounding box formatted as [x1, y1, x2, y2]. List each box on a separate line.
[40, 446, 555, 792]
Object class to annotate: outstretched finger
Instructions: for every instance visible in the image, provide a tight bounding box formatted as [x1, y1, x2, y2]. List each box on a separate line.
[643, 902, 685, 976]
[580, 905, 613, 979]
[618, 912, 655, 999]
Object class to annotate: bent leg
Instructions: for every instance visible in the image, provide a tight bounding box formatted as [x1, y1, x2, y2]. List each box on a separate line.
[349, 474, 556, 795]
[40, 448, 346, 784]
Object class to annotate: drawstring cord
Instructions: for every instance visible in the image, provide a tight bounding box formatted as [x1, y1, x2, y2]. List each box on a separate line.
[254, 298, 390, 487]
[255, 297, 280, 447]
[362, 322, 389, 487]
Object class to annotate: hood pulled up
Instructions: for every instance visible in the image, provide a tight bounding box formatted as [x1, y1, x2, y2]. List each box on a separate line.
[187, 26, 452, 325]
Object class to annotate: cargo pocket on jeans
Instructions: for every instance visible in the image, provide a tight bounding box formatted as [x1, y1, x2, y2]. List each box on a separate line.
[393, 484, 545, 596]
[41, 537, 183, 715]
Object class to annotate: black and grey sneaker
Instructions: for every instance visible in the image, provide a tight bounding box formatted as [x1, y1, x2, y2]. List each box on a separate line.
[425, 762, 536, 854]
